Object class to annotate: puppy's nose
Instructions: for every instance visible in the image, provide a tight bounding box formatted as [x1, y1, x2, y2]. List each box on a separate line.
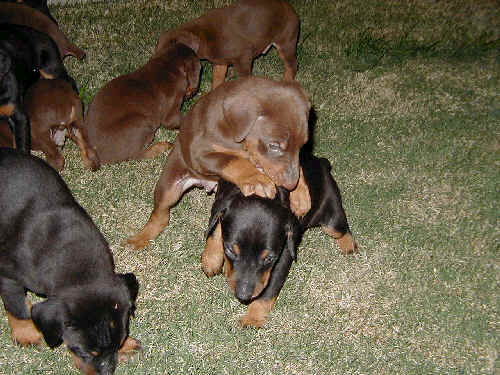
[235, 282, 254, 304]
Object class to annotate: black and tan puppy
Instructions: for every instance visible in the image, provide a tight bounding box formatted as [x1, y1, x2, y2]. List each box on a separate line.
[0, 23, 77, 152]
[202, 152, 358, 327]
[0, 148, 141, 374]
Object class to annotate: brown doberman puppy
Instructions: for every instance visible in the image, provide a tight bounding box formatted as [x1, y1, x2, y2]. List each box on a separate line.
[202, 153, 358, 328]
[0, 2, 85, 59]
[0, 79, 99, 171]
[127, 76, 311, 250]
[84, 43, 201, 165]
[157, 0, 299, 89]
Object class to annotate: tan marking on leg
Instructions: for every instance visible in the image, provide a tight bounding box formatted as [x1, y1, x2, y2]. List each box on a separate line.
[322, 226, 358, 254]
[0, 103, 15, 117]
[6, 311, 42, 346]
[140, 141, 173, 159]
[72, 352, 97, 375]
[212, 64, 228, 89]
[239, 297, 277, 328]
[118, 336, 142, 362]
[126, 208, 170, 250]
[289, 167, 311, 217]
[201, 222, 224, 277]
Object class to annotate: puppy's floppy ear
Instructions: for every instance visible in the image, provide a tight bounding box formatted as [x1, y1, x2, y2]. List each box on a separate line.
[205, 180, 241, 238]
[205, 207, 226, 239]
[222, 92, 262, 142]
[31, 299, 67, 348]
[284, 218, 302, 262]
[118, 273, 139, 304]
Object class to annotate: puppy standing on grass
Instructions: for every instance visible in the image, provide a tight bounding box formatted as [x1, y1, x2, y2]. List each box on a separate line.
[84, 42, 201, 165]
[157, 0, 299, 89]
[0, 78, 99, 171]
[202, 153, 358, 328]
[127, 76, 312, 250]
[0, 148, 141, 375]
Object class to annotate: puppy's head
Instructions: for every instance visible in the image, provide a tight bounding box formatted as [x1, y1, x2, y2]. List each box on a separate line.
[31, 273, 139, 375]
[206, 182, 301, 304]
[222, 78, 311, 191]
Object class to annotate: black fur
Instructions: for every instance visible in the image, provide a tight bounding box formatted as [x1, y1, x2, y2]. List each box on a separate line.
[205, 152, 355, 307]
[0, 148, 138, 374]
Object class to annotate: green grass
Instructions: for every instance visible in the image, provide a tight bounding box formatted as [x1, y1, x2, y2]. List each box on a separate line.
[0, 0, 498, 374]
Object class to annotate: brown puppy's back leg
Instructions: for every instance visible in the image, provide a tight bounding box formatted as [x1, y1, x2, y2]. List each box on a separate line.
[276, 42, 298, 81]
[126, 148, 188, 250]
[322, 226, 358, 255]
[212, 64, 228, 89]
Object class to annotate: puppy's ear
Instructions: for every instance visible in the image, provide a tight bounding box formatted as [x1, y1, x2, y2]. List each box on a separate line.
[31, 299, 67, 348]
[222, 93, 261, 142]
[284, 219, 302, 261]
[205, 180, 241, 238]
[205, 207, 226, 239]
[118, 273, 139, 304]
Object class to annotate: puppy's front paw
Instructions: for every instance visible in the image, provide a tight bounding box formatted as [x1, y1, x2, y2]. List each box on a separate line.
[8, 317, 42, 347]
[118, 336, 143, 362]
[125, 233, 151, 250]
[289, 168, 311, 217]
[239, 173, 276, 199]
[239, 299, 275, 328]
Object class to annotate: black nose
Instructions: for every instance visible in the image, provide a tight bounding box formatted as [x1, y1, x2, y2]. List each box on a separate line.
[235, 281, 254, 304]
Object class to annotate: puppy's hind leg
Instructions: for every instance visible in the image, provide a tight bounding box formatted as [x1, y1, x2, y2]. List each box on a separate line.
[0, 277, 42, 346]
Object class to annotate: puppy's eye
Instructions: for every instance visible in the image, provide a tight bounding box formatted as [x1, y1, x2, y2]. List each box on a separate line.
[224, 244, 238, 261]
[267, 142, 282, 154]
[262, 254, 276, 266]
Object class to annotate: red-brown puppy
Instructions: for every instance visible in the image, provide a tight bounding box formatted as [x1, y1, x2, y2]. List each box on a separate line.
[0, 79, 99, 171]
[127, 76, 311, 250]
[157, 0, 299, 89]
[84, 43, 201, 165]
[0, 2, 85, 59]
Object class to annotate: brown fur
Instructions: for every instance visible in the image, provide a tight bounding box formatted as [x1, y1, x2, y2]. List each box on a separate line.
[126, 77, 311, 250]
[84, 43, 200, 165]
[156, 0, 299, 89]
[0, 79, 99, 171]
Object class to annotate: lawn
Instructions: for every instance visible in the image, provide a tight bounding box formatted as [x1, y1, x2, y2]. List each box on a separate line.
[0, 0, 498, 374]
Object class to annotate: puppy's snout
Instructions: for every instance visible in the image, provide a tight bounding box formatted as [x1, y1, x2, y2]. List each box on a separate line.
[282, 165, 299, 191]
[235, 280, 254, 304]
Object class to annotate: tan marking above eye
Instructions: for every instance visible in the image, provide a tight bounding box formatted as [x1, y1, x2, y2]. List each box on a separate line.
[91, 351, 99, 357]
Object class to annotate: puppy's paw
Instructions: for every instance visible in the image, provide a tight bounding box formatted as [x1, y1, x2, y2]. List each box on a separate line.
[201, 223, 224, 277]
[239, 173, 276, 199]
[9, 318, 42, 347]
[289, 168, 311, 217]
[125, 233, 151, 250]
[239, 299, 275, 328]
[336, 232, 358, 254]
[118, 336, 143, 362]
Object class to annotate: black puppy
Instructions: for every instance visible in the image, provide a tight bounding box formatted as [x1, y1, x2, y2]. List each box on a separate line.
[202, 152, 357, 327]
[0, 23, 77, 152]
[0, 148, 141, 375]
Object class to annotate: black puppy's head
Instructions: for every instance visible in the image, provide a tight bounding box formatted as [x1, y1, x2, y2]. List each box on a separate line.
[31, 273, 139, 375]
[206, 182, 301, 304]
